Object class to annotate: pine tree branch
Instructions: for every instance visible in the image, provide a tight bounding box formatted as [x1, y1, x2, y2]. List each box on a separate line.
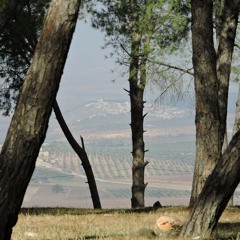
[148, 59, 194, 76]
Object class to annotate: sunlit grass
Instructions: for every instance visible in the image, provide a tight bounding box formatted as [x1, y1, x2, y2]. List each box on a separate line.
[12, 206, 240, 240]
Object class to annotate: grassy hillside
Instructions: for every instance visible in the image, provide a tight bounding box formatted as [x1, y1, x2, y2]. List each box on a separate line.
[13, 207, 240, 239]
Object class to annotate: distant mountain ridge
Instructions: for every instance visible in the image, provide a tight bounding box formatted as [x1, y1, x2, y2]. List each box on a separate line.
[71, 99, 193, 120]
[0, 99, 195, 143]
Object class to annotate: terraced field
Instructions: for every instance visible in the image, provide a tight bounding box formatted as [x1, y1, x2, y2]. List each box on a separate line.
[41, 142, 194, 181]
[25, 135, 240, 208]
[24, 138, 197, 208]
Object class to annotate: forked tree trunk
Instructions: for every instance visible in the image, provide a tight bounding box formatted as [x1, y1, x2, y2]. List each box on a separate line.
[189, 0, 239, 207]
[181, 0, 240, 237]
[180, 129, 240, 238]
[53, 101, 101, 209]
[0, 1, 81, 239]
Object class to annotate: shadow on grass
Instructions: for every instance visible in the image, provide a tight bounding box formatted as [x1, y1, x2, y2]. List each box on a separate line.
[217, 222, 240, 240]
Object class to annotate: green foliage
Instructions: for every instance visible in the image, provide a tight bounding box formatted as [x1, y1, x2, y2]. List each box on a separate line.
[0, 0, 5, 11]
[0, 0, 50, 115]
[52, 184, 64, 193]
[84, 0, 190, 62]
[83, 0, 191, 97]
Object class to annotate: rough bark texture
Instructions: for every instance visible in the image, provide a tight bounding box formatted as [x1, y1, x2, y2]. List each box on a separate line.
[216, 0, 240, 147]
[189, 0, 221, 207]
[129, 0, 148, 208]
[189, 0, 240, 207]
[53, 101, 101, 209]
[0, 0, 21, 31]
[0, 0, 81, 239]
[180, 129, 240, 238]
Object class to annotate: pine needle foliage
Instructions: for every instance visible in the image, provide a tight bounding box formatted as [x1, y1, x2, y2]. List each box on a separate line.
[83, 0, 191, 101]
[0, 0, 50, 115]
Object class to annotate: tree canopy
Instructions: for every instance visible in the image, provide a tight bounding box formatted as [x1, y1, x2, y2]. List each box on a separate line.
[0, 0, 49, 115]
[84, 0, 190, 68]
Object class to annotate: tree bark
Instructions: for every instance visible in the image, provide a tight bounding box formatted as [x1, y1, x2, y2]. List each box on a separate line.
[189, 0, 240, 207]
[216, 0, 240, 148]
[129, 0, 148, 208]
[0, 0, 81, 239]
[189, 0, 221, 207]
[180, 129, 240, 238]
[53, 101, 101, 209]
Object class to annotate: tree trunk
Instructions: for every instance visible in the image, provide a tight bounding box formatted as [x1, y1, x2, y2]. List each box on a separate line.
[130, 63, 147, 208]
[129, 0, 148, 208]
[216, 0, 240, 147]
[182, 0, 240, 236]
[1, 0, 100, 209]
[189, 0, 240, 207]
[53, 101, 101, 209]
[189, 0, 221, 207]
[0, 0, 80, 239]
[180, 129, 240, 238]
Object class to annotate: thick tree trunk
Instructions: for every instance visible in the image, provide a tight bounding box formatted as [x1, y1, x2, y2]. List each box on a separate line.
[129, 0, 147, 208]
[0, 1, 80, 239]
[189, 0, 239, 207]
[189, 0, 221, 207]
[53, 101, 101, 209]
[180, 129, 240, 238]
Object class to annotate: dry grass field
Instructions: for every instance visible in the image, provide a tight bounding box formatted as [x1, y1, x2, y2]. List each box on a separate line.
[12, 207, 240, 240]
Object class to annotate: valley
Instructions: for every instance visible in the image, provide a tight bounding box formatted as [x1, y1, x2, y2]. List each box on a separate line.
[1, 100, 238, 208]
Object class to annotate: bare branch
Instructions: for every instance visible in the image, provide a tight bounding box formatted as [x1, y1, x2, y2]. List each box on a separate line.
[234, 43, 240, 49]
[120, 42, 131, 57]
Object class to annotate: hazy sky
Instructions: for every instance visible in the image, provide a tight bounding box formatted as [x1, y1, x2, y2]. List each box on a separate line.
[57, 20, 130, 112]
[1, 19, 128, 142]
[0, 17, 238, 142]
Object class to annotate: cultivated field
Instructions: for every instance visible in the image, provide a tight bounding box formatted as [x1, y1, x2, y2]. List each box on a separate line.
[12, 207, 240, 240]
[22, 175, 193, 209]
[23, 135, 240, 208]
